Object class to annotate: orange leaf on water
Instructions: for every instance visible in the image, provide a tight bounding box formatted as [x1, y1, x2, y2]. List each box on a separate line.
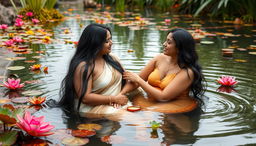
[71, 129, 96, 138]
[0, 114, 16, 124]
[0, 98, 11, 104]
[77, 123, 102, 131]
[61, 137, 89, 146]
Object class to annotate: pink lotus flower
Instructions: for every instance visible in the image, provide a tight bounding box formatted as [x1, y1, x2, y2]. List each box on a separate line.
[26, 12, 33, 17]
[3, 40, 14, 46]
[16, 111, 55, 137]
[15, 18, 22, 22]
[13, 37, 24, 43]
[217, 76, 238, 86]
[32, 18, 40, 24]
[15, 21, 24, 27]
[17, 15, 23, 18]
[164, 19, 171, 24]
[3, 78, 24, 90]
[0, 24, 8, 30]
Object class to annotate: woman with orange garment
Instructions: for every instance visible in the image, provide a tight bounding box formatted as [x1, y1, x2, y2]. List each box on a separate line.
[122, 28, 206, 114]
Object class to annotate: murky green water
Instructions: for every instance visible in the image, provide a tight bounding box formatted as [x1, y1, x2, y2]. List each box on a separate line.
[4, 1, 256, 145]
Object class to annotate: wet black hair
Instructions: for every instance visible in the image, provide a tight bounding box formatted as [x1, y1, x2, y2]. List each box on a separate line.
[169, 28, 206, 104]
[58, 24, 125, 112]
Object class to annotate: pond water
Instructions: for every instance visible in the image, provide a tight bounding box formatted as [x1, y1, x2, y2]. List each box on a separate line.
[3, 1, 256, 145]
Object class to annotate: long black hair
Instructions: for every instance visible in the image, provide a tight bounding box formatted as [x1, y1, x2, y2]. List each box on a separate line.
[58, 24, 125, 112]
[169, 28, 206, 104]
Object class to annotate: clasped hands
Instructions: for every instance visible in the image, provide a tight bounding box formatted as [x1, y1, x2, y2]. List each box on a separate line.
[109, 71, 139, 108]
[110, 93, 128, 108]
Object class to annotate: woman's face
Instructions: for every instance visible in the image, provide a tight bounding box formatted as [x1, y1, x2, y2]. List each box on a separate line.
[163, 33, 178, 56]
[99, 30, 112, 55]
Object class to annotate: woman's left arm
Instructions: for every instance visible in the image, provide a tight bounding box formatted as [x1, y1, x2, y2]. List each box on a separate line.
[123, 69, 194, 101]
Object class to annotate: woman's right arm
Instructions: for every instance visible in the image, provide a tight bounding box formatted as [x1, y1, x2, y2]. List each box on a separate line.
[120, 56, 157, 95]
[74, 62, 128, 106]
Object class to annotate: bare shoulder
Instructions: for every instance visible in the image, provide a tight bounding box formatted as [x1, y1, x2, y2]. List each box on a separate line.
[75, 61, 88, 75]
[151, 53, 164, 62]
[109, 53, 120, 61]
[179, 68, 194, 80]
[77, 61, 86, 70]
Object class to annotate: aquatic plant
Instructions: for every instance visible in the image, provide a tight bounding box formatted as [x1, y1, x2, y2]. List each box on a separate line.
[149, 121, 161, 130]
[3, 40, 14, 47]
[0, 105, 21, 145]
[0, 24, 8, 30]
[30, 64, 42, 71]
[217, 76, 238, 86]
[28, 97, 46, 105]
[9, 0, 63, 23]
[179, 0, 256, 23]
[0, 104, 24, 125]
[32, 18, 40, 24]
[3, 78, 24, 90]
[16, 111, 55, 137]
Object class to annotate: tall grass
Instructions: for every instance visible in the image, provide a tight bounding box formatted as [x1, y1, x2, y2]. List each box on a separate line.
[25, 0, 47, 12]
[179, 0, 256, 22]
[155, 0, 174, 11]
[44, 0, 57, 9]
[9, 0, 62, 22]
[9, 0, 57, 12]
[115, 0, 125, 12]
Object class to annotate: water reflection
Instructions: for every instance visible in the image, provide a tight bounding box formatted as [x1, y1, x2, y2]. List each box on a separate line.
[3, 1, 256, 145]
[160, 109, 201, 145]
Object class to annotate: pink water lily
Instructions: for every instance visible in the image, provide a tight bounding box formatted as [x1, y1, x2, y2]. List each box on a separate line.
[16, 111, 55, 137]
[26, 12, 33, 17]
[13, 37, 24, 43]
[217, 75, 238, 86]
[15, 21, 24, 27]
[17, 15, 23, 18]
[0, 24, 8, 30]
[3, 78, 24, 90]
[32, 19, 40, 24]
[3, 40, 14, 46]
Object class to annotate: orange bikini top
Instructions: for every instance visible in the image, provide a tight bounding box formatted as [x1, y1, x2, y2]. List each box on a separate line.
[148, 68, 176, 90]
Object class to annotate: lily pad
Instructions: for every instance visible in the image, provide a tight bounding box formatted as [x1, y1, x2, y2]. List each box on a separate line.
[77, 123, 102, 131]
[22, 90, 43, 96]
[19, 138, 48, 146]
[48, 129, 72, 141]
[24, 80, 42, 84]
[24, 60, 36, 63]
[61, 137, 89, 146]
[0, 108, 16, 124]
[32, 56, 43, 59]
[237, 48, 247, 51]
[249, 52, 256, 55]
[0, 98, 11, 104]
[11, 97, 29, 104]
[7, 66, 25, 71]
[71, 130, 96, 138]
[190, 24, 202, 27]
[234, 59, 247, 63]
[5, 57, 26, 61]
[200, 41, 214, 45]
[0, 131, 18, 146]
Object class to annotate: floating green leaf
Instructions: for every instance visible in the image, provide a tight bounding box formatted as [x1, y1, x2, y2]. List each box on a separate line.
[0, 131, 18, 145]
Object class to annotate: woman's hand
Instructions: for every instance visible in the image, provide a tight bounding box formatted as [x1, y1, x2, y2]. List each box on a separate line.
[123, 71, 141, 83]
[113, 94, 128, 105]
